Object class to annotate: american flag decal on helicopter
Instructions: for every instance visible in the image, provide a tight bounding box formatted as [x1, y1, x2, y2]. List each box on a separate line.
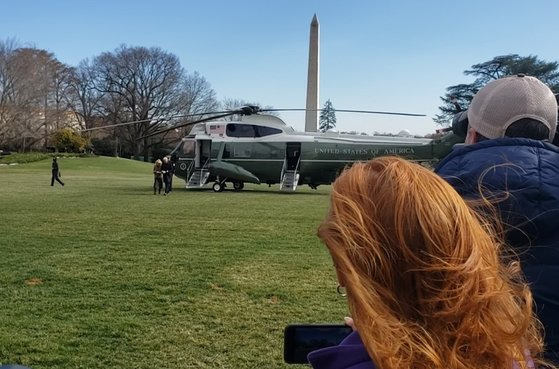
[209, 124, 225, 136]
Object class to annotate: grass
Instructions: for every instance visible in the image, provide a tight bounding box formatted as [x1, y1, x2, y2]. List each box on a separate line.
[0, 152, 93, 165]
[0, 152, 51, 164]
[0, 156, 347, 368]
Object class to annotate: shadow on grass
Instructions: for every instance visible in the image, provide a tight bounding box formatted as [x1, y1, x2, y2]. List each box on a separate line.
[112, 185, 329, 197]
[233, 188, 328, 196]
[181, 188, 328, 196]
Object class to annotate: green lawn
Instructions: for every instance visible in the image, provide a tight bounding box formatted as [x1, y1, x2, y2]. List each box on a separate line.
[0, 157, 347, 368]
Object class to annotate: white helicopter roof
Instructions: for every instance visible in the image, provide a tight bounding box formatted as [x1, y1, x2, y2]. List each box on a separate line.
[240, 114, 289, 128]
[193, 113, 431, 145]
[195, 114, 294, 136]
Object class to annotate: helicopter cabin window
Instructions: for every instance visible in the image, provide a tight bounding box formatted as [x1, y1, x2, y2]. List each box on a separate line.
[226, 124, 255, 138]
[233, 143, 252, 158]
[255, 126, 282, 137]
[182, 140, 195, 156]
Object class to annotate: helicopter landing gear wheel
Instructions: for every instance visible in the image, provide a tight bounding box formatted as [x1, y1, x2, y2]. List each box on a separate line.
[212, 182, 224, 192]
[233, 181, 244, 191]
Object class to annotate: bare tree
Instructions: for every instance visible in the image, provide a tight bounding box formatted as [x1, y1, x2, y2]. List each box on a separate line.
[49, 62, 73, 130]
[94, 46, 218, 161]
[67, 59, 104, 131]
[164, 71, 220, 137]
[179, 71, 219, 116]
[0, 38, 19, 148]
[1, 41, 218, 155]
[0, 41, 74, 151]
[1, 47, 47, 151]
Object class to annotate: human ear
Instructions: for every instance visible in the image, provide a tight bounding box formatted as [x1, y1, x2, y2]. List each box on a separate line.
[465, 127, 477, 145]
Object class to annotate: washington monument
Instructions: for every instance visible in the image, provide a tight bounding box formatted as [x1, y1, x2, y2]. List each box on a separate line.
[305, 14, 319, 132]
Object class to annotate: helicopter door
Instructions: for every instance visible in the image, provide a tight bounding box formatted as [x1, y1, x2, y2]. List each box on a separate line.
[286, 143, 301, 170]
[187, 139, 212, 189]
[196, 140, 212, 169]
[281, 143, 302, 192]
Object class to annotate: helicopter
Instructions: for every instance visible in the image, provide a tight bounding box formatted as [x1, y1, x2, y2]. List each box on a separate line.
[135, 106, 463, 192]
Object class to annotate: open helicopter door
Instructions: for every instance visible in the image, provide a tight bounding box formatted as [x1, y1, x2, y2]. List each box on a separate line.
[187, 139, 211, 188]
[280, 142, 301, 191]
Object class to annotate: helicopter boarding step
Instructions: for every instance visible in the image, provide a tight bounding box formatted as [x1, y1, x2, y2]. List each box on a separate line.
[280, 170, 300, 192]
[187, 169, 210, 188]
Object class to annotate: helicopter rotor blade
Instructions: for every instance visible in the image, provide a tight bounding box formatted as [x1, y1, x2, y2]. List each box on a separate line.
[78, 119, 153, 132]
[170, 110, 242, 118]
[137, 111, 237, 141]
[73, 105, 426, 140]
[76, 110, 238, 133]
[329, 109, 425, 117]
[260, 108, 426, 117]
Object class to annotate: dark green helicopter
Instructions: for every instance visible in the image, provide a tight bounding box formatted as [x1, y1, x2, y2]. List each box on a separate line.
[140, 106, 463, 192]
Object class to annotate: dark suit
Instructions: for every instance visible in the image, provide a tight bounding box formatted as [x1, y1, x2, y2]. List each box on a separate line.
[162, 160, 173, 194]
[51, 159, 64, 186]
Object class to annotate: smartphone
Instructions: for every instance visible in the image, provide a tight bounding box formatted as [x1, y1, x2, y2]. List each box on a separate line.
[283, 324, 353, 364]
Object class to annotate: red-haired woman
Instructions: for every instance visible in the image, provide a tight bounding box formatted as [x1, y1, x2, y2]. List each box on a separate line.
[309, 157, 548, 369]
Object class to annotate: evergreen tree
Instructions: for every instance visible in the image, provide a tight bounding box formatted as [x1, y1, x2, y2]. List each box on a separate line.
[319, 99, 337, 132]
[435, 54, 559, 125]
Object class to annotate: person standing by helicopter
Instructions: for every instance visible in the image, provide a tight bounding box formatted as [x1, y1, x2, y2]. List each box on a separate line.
[161, 156, 173, 195]
[168, 154, 177, 192]
[50, 157, 64, 186]
[153, 159, 163, 195]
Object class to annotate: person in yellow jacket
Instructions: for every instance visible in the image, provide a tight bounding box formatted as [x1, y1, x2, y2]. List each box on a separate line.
[153, 159, 163, 195]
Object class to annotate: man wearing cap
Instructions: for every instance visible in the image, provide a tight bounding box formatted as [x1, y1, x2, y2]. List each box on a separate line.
[436, 74, 559, 362]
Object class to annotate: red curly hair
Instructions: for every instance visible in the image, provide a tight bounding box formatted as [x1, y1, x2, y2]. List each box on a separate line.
[318, 157, 547, 369]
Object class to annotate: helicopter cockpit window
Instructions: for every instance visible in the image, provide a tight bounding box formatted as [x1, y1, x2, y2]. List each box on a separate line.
[255, 126, 282, 137]
[226, 124, 256, 138]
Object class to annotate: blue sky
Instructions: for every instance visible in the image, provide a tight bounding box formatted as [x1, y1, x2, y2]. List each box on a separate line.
[1, 0, 558, 134]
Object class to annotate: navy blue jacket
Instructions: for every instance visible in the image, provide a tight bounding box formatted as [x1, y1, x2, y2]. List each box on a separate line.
[436, 138, 559, 361]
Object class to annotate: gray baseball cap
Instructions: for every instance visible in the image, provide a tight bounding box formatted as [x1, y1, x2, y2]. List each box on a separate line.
[468, 74, 557, 140]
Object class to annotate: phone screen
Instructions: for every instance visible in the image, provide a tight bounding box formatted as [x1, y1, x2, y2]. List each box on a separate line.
[283, 324, 353, 364]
